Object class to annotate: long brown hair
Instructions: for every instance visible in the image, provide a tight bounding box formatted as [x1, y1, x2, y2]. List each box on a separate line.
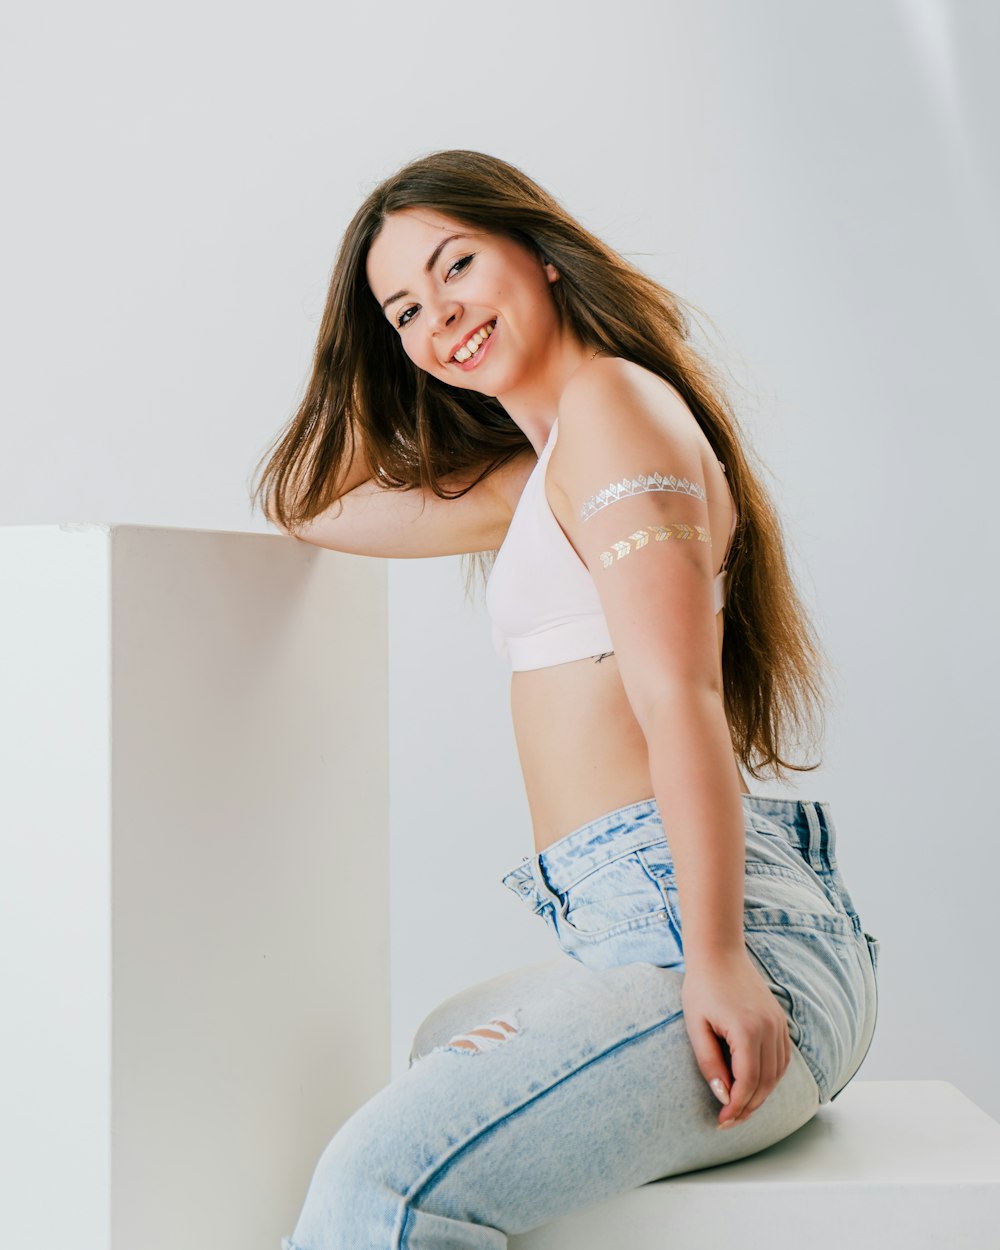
[249, 149, 834, 782]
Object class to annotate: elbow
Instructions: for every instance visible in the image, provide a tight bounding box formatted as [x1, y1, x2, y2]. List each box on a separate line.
[633, 680, 724, 738]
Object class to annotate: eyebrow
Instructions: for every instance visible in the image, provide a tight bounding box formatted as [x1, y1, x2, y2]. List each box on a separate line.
[379, 233, 475, 315]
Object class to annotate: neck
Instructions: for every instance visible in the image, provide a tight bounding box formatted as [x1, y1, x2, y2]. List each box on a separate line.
[497, 335, 607, 455]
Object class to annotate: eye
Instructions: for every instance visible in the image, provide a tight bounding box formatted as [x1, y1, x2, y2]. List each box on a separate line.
[396, 254, 474, 329]
[449, 253, 474, 277]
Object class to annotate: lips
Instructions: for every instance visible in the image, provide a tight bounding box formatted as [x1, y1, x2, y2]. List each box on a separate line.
[448, 318, 496, 362]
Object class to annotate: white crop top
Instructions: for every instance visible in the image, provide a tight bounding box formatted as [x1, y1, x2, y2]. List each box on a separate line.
[485, 418, 738, 671]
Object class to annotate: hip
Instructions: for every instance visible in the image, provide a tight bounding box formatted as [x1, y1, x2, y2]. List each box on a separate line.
[501, 793, 880, 1104]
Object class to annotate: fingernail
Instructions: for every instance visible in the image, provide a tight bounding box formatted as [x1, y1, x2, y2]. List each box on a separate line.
[710, 1078, 730, 1105]
[719, 1120, 735, 1129]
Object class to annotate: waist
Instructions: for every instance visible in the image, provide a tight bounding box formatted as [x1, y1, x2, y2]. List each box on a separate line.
[510, 658, 654, 849]
[512, 793, 848, 896]
[510, 658, 752, 851]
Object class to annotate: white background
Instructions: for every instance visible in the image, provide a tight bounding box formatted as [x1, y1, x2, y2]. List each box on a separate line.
[3, 0, 998, 1114]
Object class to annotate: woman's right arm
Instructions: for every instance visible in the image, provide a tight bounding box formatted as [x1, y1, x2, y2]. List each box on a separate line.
[270, 446, 534, 560]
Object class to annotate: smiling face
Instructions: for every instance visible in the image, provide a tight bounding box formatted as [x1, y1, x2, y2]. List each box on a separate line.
[365, 207, 565, 395]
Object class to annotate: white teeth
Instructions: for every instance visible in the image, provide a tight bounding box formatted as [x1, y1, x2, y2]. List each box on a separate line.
[454, 319, 496, 362]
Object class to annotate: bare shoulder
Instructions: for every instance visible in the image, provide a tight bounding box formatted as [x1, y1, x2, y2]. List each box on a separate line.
[550, 355, 735, 584]
[557, 355, 704, 459]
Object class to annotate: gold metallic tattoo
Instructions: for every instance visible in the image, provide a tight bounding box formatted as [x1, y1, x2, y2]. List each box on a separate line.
[581, 472, 708, 522]
[599, 523, 711, 569]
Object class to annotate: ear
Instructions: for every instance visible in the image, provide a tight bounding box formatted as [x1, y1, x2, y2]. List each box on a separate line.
[542, 257, 560, 283]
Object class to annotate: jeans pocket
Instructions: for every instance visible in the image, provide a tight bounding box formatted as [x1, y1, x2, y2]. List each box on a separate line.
[549, 848, 686, 970]
[742, 906, 861, 1105]
[557, 850, 674, 939]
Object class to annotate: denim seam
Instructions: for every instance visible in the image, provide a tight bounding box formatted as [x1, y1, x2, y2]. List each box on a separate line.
[743, 910, 855, 940]
[559, 906, 678, 944]
[830, 936, 880, 1101]
[392, 1007, 686, 1248]
[636, 849, 684, 943]
[744, 862, 823, 883]
[743, 933, 829, 1101]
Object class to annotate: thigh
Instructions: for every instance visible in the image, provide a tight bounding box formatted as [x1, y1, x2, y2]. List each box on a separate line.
[291, 955, 820, 1244]
[406, 957, 574, 1065]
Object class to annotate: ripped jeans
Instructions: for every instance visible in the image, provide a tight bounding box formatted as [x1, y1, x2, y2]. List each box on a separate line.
[280, 795, 880, 1249]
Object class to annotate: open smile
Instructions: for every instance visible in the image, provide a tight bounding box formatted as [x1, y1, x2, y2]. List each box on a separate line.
[451, 318, 498, 371]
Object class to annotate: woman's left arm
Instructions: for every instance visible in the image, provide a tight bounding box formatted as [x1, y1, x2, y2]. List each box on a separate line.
[642, 688, 792, 1129]
[550, 360, 792, 1129]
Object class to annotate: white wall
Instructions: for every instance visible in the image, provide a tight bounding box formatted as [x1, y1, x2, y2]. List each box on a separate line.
[2, 0, 998, 1122]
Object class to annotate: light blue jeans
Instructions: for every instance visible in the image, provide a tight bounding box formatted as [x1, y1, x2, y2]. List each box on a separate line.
[281, 795, 879, 1248]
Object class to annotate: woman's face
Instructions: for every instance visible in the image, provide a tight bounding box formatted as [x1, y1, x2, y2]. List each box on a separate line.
[365, 207, 564, 395]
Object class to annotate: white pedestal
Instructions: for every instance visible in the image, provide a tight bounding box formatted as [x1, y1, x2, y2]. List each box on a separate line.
[0, 524, 390, 1250]
[511, 1080, 1000, 1250]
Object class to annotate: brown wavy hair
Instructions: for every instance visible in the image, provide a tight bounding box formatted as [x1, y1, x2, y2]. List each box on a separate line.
[249, 148, 835, 782]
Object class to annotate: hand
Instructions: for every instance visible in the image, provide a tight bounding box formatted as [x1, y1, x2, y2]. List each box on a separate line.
[681, 947, 792, 1128]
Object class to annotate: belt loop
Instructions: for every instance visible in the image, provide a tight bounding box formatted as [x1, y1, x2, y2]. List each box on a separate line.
[816, 801, 839, 868]
[529, 853, 565, 912]
[800, 801, 828, 873]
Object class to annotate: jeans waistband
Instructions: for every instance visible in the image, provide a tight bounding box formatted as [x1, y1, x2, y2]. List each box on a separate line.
[501, 794, 843, 903]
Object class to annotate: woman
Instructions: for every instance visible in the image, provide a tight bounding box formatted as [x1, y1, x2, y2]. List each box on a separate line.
[252, 148, 880, 1248]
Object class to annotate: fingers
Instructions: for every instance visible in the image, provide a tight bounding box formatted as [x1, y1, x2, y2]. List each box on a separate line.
[719, 1030, 788, 1127]
[718, 1036, 760, 1127]
[741, 1035, 781, 1120]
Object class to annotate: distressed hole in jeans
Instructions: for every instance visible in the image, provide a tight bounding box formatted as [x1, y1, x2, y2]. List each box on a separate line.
[436, 1012, 522, 1055]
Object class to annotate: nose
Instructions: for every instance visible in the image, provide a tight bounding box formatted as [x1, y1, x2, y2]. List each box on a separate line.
[427, 296, 462, 341]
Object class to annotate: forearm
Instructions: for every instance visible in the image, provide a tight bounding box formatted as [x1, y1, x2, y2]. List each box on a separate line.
[272, 420, 372, 534]
[643, 686, 747, 969]
[336, 424, 375, 497]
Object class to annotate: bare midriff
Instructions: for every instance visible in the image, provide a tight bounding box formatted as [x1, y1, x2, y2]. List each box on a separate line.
[499, 396, 751, 854]
[511, 613, 752, 855]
